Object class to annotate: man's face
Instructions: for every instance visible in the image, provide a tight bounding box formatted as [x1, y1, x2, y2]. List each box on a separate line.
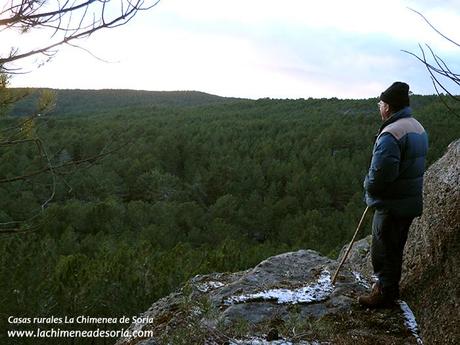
[378, 101, 391, 121]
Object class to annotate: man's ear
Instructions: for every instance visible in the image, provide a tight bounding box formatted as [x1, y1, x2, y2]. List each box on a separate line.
[383, 103, 391, 115]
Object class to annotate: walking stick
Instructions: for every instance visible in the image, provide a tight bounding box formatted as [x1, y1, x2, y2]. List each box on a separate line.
[331, 206, 370, 285]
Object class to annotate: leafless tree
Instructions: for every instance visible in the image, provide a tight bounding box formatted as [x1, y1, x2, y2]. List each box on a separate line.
[0, 1, 160, 234]
[404, 8, 460, 118]
[0, 0, 160, 72]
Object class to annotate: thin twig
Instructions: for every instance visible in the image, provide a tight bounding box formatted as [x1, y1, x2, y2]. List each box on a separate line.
[408, 8, 460, 48]
[0, 145, 120, 184]
[65, 42, 117, 63]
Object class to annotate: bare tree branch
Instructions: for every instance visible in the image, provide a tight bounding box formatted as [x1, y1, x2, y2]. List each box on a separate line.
[0, 138, 38, 147]
[65, 41, 117, 63]
[0, 226, 40, 234]
[404, 8, 460, 119]
[408, 8, 460, 48]
[0, 214, 42, 234]
[0, 143, 123, 184]
[431, 77, 460, 117]
[0, 0, 161, 71]
[34, 136, 56, 210]
[0, 0, 159, 234]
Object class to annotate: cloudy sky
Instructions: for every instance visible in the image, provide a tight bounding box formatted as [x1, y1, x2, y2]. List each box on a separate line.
[6, 0, 460, 99]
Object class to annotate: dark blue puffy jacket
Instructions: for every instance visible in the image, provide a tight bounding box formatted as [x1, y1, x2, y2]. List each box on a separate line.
[364, 107, 428, 217]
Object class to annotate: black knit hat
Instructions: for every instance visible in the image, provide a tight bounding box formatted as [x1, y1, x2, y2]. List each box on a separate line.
[380, 81, 410, 111]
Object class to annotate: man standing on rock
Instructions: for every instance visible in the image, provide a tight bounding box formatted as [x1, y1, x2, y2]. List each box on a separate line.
[358, 81, 428, 308]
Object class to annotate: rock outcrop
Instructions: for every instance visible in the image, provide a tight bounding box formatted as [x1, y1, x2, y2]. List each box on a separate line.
[116, 139, 459, 345]
[401, 138, 460, 345]
[116, 247, 419, 345]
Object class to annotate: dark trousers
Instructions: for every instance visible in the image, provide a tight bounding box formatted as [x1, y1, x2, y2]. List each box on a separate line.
[371, 209, 413, 298]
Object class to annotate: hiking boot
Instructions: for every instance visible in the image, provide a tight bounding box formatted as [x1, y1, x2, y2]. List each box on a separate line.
[357, 282, 396, 308]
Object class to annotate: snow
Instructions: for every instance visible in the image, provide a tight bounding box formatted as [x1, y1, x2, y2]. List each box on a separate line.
[398, 300, 424, 344]
[352, 271, 423, 344]
[199, 270, 423, 345]
[225, 270, 333, 305]
[352, 271, 371, 289]
[196, 281, 225, 293]
[229, 337, 323, 344]
[191, 306, 203, 316]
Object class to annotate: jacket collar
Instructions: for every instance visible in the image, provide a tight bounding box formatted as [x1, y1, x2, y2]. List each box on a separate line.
[378, 106, 412, 135]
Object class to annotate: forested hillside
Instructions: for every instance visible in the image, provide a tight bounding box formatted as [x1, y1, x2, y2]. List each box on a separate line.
[0, 92, 458, 344]
[8, 89, 243, 116]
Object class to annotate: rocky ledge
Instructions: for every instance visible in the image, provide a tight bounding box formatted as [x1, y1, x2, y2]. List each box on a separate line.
[115, 244, 421, 345]
[116, 139, 459, 345]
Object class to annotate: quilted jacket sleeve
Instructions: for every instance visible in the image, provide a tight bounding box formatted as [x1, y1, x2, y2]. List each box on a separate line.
[364, 133, 401, 195]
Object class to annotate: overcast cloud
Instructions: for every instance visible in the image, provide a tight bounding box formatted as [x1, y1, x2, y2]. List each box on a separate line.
[8, 0, 460, 99]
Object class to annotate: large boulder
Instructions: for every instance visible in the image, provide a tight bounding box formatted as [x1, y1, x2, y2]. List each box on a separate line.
[401, 138, 460, 345]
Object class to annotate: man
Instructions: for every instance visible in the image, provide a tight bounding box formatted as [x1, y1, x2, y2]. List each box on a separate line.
[358, 81, 428, 308]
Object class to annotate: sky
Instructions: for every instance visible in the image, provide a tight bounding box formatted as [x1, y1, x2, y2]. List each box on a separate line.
[5, 0, 460, 99]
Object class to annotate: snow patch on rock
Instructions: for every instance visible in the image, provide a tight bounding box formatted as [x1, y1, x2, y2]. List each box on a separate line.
[225, 270, 333, 305]
[398, 300, 423, 345]
[229, 337, 325, 345]
[196, 281, 225, 293]
[352, 271, 370, 289]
